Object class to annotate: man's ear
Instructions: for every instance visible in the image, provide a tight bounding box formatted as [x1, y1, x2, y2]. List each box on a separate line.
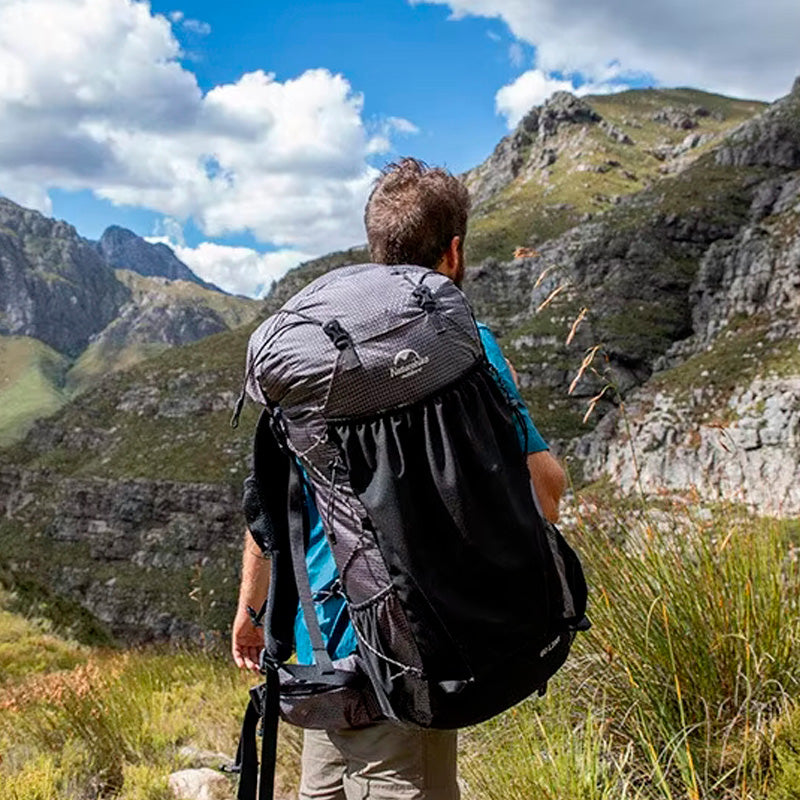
[439, 236, 463, 285]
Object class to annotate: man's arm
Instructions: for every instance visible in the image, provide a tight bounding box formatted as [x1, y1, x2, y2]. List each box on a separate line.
[527, 451, 567, 523]
[231, 531, 270, 672]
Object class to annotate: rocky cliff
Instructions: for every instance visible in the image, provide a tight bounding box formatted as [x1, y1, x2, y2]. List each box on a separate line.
[0, 199, 131, 357]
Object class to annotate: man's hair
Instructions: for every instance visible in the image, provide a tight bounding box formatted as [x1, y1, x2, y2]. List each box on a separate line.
[364, 158, 470, 269]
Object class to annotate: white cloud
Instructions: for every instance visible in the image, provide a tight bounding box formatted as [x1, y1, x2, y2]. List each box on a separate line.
[147, 237, 312, 297]
[387, 116, 421, 135]
[182, 17, 210, 35]
[496, 69, 629, 128]
[413, 0, 800, 101]
[0, 0, 404, 256]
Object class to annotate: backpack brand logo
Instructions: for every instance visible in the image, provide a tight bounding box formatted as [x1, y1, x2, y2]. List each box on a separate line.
[540, 636, 561, 658]
[390, 348, 430, 379]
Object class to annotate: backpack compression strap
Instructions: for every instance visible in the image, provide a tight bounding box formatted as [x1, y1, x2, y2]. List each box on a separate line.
[234, 454, 336, 799]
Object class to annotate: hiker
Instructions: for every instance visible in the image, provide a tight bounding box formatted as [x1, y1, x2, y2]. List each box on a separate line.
[231, 158, 567, 799]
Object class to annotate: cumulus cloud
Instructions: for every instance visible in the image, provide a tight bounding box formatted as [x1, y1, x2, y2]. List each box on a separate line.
[147, 237, 312, 297]
[414, 0, 800, 101]
[0, 0, 402, 257]
[496, 69, 629, 128]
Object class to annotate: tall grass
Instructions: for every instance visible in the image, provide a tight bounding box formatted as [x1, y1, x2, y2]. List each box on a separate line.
[2, 500, 799, 798]
[0, 649, 302, 799]
[462, 499, 800, 799]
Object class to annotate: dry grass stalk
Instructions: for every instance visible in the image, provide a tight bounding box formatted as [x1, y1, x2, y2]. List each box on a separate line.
[582, 385, 611, 424]
[533, 266, 554, 290]
[568, 345, 602, 395]
[536, 283, 568, 313]
[566, 307, 588, 345]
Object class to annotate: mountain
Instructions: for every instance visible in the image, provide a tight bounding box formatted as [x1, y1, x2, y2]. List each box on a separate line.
[0, 198, 261, 444]
[463, 88, 767, 264]
[96, 225, 221, 292]
[0, 199, 131, 356]
[66, 270, 260, 391]
[1, 81, 799, 642]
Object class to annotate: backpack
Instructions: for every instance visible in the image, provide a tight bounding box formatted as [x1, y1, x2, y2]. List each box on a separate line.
[229, 263, 589, 800]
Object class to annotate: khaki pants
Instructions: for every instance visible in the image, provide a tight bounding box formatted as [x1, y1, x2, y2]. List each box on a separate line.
[298, 723, 460, 800]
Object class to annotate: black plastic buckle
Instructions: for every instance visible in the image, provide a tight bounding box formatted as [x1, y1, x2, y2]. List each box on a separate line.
[412, 284, 437, 313]
[322, 319, 352, 350]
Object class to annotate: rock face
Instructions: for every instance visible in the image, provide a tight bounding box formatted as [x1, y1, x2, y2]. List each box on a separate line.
[0, 465, 242, 642]
[580, 377, 800, 515]
[465, 92, 603, 206]
[715, 79, 800, 169]
[0, 199, 131, 356]
[461, 79, 800, 512]
[97, 226, 220, 291]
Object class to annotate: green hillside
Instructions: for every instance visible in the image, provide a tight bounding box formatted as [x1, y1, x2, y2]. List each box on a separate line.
[5, 324, 260, 485]
[466, 89, 766, 264]
[0, 336, 69, 446]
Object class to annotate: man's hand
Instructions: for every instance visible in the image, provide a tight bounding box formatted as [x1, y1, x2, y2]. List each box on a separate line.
[232, 530, 270, 672]
[232, 605, 264, 672]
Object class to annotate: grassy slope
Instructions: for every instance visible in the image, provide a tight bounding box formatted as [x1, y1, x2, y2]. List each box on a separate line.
[466, 89, 766, 264]
[66, 270, 261, 392]
[4, 323, 260, 485]
[0, 336, 69, 446]
[3, 503, 800, 798]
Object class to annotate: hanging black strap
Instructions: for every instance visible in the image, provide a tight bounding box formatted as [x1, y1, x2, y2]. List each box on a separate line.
[233, 667, 281, 800]
[233, 452, 334, 799]
[287, 459, 336, 675]
[257, 665, 280, 800]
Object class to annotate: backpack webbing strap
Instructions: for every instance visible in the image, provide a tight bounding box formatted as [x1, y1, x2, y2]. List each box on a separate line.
[287, 459, 335, 675]
[234, 665, 279, 800]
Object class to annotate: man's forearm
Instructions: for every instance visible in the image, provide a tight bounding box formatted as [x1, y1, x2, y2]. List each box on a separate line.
[527, 451, 567, 523]
[232, 531, 271, 671]
[238, 531, 271, 611]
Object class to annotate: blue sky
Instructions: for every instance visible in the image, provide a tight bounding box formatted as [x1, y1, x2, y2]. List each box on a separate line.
[0, 0, 797, 295]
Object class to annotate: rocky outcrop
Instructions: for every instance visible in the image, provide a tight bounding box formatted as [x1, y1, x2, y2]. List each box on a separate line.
[465, 93, 603, 206]
[0, 464, 242, 642]
[715, 80, 800, 169]
[97, 226, 220, 292]
[0, 199, 130, 356]
[578, 375, 800, 515]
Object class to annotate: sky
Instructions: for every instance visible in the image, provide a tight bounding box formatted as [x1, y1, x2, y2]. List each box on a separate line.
[0, 0, 798, 296]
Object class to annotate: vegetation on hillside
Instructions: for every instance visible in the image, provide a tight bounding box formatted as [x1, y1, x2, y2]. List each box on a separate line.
[2, 496, 800, 799]
[0, 336, 69, 446]
[465, 89, 766, 265]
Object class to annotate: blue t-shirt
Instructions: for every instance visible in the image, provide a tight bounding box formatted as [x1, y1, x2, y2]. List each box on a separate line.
[294, 322, 548, 664]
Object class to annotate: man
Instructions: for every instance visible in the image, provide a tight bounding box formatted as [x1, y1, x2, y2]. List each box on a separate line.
[232, 158, 566, 799]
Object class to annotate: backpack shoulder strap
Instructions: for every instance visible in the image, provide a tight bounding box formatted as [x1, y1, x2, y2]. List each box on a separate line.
[287, 458, 335, 675]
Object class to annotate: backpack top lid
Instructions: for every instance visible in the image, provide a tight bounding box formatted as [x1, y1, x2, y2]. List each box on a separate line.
[245, 263, 484, 426]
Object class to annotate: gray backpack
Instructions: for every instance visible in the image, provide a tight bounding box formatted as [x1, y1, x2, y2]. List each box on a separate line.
[230, 264, 588, 800]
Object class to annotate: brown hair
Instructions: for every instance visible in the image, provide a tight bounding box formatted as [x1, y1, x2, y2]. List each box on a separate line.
[364, 158, 470, 268]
